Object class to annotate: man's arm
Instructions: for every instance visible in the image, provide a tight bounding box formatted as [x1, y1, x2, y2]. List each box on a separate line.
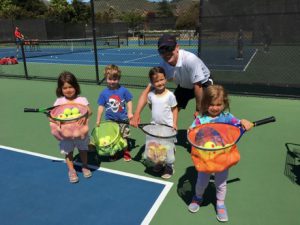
[193, 82, 203, 117]
[130, 84, 151, 127]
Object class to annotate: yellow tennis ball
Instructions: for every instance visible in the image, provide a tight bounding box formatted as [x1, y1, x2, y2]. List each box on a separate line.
[63, 108, 72, 116]
[203, 141, 216, 148]
[99, 138, 105, 146]
[71, 107, 80, 115]
[104, 136, 111, 142]
[158, 145, 166, 152]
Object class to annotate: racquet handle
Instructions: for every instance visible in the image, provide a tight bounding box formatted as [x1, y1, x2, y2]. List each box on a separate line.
[253, 116, 276, 127]
[24, 108, 39, 112]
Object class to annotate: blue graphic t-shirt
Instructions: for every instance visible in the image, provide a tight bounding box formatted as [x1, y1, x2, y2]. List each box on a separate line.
[97, 86, 133, 121]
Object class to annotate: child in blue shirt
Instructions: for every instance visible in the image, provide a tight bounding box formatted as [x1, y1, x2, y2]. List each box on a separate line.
[96, 65, 133, 161]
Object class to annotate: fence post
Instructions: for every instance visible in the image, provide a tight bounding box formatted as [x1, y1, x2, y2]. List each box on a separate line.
[197, 0, 203, 58]
[90, 0, 100, 84]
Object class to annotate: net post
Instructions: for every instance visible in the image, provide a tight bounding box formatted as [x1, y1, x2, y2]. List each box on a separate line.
[90, 0, 100, 84]
[20, 40, 29, 79]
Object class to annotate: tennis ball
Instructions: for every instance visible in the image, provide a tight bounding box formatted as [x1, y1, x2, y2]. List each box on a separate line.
[158, 145, 166, 152]
[104, 136, 111, 142]
[57, 114, 66, 119]
[203, 141, 215, 148]
[67, 114, 76, 119]
[63, 108, 72, 116]
[99, 138, 105, 146]
[71, 107, 80, 115]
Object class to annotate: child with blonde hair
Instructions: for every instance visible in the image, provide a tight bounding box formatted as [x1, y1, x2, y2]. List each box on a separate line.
[188, 85, 253, 222]
[96, 64, 133, 161]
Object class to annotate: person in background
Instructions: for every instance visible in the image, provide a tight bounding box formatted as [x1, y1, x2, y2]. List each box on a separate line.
[236, 28, 244, 60]
[14, 27, 24, 57]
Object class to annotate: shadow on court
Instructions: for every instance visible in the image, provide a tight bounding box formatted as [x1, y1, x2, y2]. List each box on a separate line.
[74, 138, 139, 165]
[132, 144, 166, 178]
[177, 166, 241, 208]
[284, 143, 300, 185]
[176, 129, 190, 151]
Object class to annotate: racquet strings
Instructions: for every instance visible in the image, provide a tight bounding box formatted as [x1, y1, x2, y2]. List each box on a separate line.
[190, 123, 242, 150]
[50, 103, 88, 122]
[142, 124, 177, 138]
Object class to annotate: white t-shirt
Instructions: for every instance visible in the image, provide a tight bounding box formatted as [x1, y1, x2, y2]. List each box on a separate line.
[161, 49, 210, 89]
[147, 89, 177, 126]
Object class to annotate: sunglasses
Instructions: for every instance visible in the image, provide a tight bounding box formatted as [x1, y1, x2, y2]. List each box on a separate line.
[158, 45, 176, 54]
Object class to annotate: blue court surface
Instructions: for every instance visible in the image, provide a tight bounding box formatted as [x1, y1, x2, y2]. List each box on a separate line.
[0, 146, 172, 225]
[1, 46, 257, 71]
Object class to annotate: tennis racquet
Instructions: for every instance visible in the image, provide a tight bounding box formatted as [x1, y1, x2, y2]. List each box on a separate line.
[24, 103, 88, 122]
[111, 120, 177, 139]
[187, 116, 276, 151]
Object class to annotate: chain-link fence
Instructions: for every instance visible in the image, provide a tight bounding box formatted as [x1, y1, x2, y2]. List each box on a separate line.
[0, 0, 299, 97]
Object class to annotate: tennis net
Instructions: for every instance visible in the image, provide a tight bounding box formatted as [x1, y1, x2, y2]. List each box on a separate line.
[138, 32, 198, 46]
[20, 36, 120, 58]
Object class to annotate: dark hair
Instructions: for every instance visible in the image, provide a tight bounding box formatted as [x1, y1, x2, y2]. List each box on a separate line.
[56, 71, 81, 97]
[200, 85, 230, 115]
[148, 66, 166, 82]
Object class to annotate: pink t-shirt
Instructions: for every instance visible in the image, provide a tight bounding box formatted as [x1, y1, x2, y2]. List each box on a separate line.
[54, 96, 89, 106]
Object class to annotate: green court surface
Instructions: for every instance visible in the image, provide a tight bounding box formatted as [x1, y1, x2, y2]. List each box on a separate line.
[1, 78, 299, 225]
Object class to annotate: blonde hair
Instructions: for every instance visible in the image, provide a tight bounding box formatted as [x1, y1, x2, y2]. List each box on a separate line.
[200, 85, 230, 115]
[104, 64, 121, 79]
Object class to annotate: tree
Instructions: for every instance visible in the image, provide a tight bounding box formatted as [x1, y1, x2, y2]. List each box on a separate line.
[121, 10, 144, 36]
[175, 1, 199, 29]
[11, 0, 47, 17]
[45, 0, 76, 23]
[157, 0, 174, 17]
[72, 0, 91, 23]
[0, 0, 27, 19]
[94, 5, 119, 23]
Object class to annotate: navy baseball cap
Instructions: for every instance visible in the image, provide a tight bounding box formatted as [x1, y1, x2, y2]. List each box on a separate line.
[157, 34, 177, 49]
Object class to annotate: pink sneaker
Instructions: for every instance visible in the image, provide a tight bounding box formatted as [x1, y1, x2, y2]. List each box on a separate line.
[68, 169, 79, 183]
[82, 167, 92, 178]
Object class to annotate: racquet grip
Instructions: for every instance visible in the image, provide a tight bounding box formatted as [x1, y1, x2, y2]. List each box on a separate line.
[24, 108, 39, 112]
[253, 116, 276, 127]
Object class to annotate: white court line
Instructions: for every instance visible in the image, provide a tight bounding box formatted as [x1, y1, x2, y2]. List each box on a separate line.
[26, 58, 160, 66]
[244, 48, 258, 71]
[0, 145, 173, 225]
[124, 54, 158, 63]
